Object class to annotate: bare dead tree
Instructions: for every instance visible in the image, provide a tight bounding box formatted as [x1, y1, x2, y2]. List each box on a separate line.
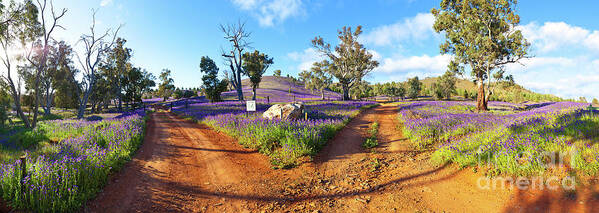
[23, 0, 67, 128]
[220, 21, 251, 101]
[75, 9, 120, 119]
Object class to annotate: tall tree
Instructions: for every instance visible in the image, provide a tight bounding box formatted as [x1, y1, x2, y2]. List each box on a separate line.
[299, 61, 333, 100]
[221, 21, 250, 101]
[432, 0, 530, 111]
[102, 37, 131, 111]
[122, 66, 155, 109]
[311, 26, 379, 100]
[242, 50, 273, 100]
[407, 76, 422, 99]
[0, 0, 39, 128]
[157, 69, 174, 101]
[432, 71, 457, 100]
[75, 10, 120, 119]
[22, 0, 66, 127]
[199, 56, 227, 102]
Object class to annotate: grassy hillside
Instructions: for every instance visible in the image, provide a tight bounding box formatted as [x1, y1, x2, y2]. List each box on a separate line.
[420, 76, 564, 103]
[221, 76, 341, 102]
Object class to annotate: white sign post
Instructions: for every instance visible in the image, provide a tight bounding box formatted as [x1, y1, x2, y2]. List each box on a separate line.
[246, 100, 256, 112]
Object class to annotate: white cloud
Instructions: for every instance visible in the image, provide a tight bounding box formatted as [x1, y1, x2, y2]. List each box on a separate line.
[231, 0, 305, 27]
[519, 22, 599, 53]
[506, 57, 576, 72]
[100, 0, 113, 7]
[360, 13, 434, 46]
[287, 48, 323, 72]
[232, 0, 262, 10]
[377, 54, 450, 74]
[584, 31, 599, 51]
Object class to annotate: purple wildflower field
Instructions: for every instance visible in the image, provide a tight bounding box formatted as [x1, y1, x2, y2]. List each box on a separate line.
[397, 101, 599, 174]
[0, 115, 145, 211]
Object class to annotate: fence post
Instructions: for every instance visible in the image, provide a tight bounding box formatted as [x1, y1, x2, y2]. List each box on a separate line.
[280, 108, 283, 119]
[20, 155, 26, 199]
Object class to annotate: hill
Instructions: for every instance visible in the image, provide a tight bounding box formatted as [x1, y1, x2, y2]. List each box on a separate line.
[420, 76, 564, 103]
[221, 76, 341, 102]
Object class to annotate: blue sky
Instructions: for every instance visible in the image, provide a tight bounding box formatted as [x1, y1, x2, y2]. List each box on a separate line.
[51, 0, 599, 101]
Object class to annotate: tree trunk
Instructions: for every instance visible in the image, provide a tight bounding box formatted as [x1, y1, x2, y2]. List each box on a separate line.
[77, 84, 92, 119]
[252, 85, 257, 100]
[44, 86, 52, 116]
[342, 84, 350, 101]
[235, 71, 244, 101]
[10, 92, 30, 128]
[321, 89, 325, 100]
[476, 78, 488, 111]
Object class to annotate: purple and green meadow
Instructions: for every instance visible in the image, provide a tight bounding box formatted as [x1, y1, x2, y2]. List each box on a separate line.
[397, 101, 599, 175]
[0, 115, 146, 212]
[174, 101, 377, 168]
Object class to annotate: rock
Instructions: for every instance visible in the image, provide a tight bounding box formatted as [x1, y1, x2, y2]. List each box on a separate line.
[263, 102, 305, 120]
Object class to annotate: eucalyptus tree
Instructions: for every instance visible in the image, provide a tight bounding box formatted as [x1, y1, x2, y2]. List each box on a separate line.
[299, 61, 333, 100]
[102, 37, 131, 111]
[199, 56, 227, 102]
[432, 71, 457, 100]
[122, 66, 155, 108]
[311, 26, 378, 100]
[407, 77, 422, 99]
[432, 0, 530, 111]
[242, 50, 273, 100]
[157, 69, 174, 101]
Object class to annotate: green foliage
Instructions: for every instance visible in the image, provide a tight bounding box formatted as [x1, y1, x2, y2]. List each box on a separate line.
[101, 37, 131, 111]
[273, 69, 282, 77]
[371, 81, 405, 100]
[432, 71, 457, 100]
[407, 77, 422, 99]
[362, 122, 379, 149]
[579, 97, 588, 103]
[0, 85, 11, 128]
[593, 98, 599, 105]
[432, 0, 530, 110]
[311, 26, 379, 100]
[157, 69, 175, 101]
[299, 61, 333, 100]
[242, 50, 274, 100]
[122, 67, 155, 108]
[200, 56, 227, 102]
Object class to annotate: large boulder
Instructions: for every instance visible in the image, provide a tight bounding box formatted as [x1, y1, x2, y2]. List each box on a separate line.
[263, 102, 305, 120]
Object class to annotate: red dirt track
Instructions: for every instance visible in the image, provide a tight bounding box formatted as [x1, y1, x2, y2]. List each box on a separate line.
[85, 105, 599, 212]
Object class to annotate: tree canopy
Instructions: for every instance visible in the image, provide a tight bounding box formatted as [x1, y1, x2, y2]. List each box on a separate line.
[432, 0, 530, 110]
[200, 56, 227, 102]
[242, 50, 273, 100]
[311, 25, 379, 100]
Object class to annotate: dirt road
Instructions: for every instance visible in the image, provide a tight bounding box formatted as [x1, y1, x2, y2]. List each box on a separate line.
[86, 105, 599, 212]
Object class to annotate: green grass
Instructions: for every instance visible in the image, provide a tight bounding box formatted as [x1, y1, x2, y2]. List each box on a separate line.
[362, 122, 379, 149]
